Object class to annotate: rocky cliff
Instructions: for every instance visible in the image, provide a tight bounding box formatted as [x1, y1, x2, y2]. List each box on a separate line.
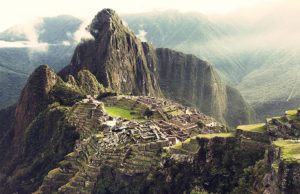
[2, 8, 294, 194]
[13, 65, 58, 148]
[60, 9, 161, 97]
[156, 48, 255, 126]
[60, 9, 254, 127]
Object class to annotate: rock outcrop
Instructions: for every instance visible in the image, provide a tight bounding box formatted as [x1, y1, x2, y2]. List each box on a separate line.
[32, 96, 261, 194]
[14, 65, 58, 147]
[0, 66, 107, 194]
[60, 9, 254, 127]
[156, 48, 256, 126]
[60, 9, 161, 97]
[2, 8, 297, 194]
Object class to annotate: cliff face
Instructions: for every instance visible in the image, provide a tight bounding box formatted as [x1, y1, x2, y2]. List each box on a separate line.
[156, 48, 256, 126]
[14, 65, 58, 146]
[59, 9, 254, 127]
[60, 9, 161, 96]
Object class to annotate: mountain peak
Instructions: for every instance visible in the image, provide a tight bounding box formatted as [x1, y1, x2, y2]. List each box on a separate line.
[14, 65, 58, 145]
[88, 8, 125, 39]
[61, 8, 162, 97]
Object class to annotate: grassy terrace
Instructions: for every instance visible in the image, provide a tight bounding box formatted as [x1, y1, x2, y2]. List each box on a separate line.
[172, 133, 234, 151]
[197, 133, 234, 139]
[285, 109, 300, 121]
[285, 110, 297, 115]
[237, 123, 267, 133]
[104, 106, 145, 121]
[273, 140, 300, 164]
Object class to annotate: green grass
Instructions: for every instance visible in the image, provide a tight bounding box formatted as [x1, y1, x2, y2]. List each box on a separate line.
[104, 106, 144, 121]
[96, 132, 104, 139]
[48, 168, 61, 175]
[237, 123, 266, 133]
[168, 109, 184, 116]
[285, 110, 297, 115]
[173, 141, 183, 149]
[172, 133, 233, 151]
[286, 114, 299, 121]
[266, 118, 272, 122]
[172, 138, 197, 151]
[197, 133, 234, 139]
[273, 140, 300, 164]
[285, 110, 299, 121]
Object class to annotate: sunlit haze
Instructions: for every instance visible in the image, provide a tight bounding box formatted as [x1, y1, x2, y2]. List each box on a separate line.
[0, 0, 284, 32]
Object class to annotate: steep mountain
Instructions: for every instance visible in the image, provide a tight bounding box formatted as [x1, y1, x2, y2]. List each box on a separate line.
[156, 48, 254, 126]
[122, 9, 300, 119]
[59, 9, 254, 126]
[0, 9, 299, 194]
[13, 65, 59, 147]
[0, 64, 107, 193]
[122, 11, 243, 84]
[60, 9, 161, 96]
[1, 4, 300, 120]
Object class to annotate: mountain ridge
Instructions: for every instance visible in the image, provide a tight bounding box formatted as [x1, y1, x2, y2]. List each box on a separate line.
[58, 9, 254, 126]
[0, 9, 299, 194]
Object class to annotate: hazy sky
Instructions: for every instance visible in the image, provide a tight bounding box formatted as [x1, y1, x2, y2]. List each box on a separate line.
[0, 0, 283, 32]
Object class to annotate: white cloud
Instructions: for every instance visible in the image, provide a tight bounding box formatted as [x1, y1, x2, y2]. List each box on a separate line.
[0, 0, 286, 32]
[1, 18, 49, 52]
[62, 40, 71, 46]
[0, 40, 48, 52]
[137, 29, 147, 42]
[73, 18, 94, 43]
[7, 18, 43, 44]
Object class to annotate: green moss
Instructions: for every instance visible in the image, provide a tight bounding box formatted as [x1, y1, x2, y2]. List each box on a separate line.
[197, 133, 234, 139]
[237, 123, 266, 133]
[273, 140, 300, 164]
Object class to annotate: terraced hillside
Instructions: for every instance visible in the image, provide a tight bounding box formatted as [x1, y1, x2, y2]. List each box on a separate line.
[1, 75, 300, 193]
[33, 95, 227, 193]
[1, 8, 300, 194]
[35, 97, 300, 194]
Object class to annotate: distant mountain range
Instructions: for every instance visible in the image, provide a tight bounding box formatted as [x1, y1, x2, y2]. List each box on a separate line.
[0, 4, 299, 119]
